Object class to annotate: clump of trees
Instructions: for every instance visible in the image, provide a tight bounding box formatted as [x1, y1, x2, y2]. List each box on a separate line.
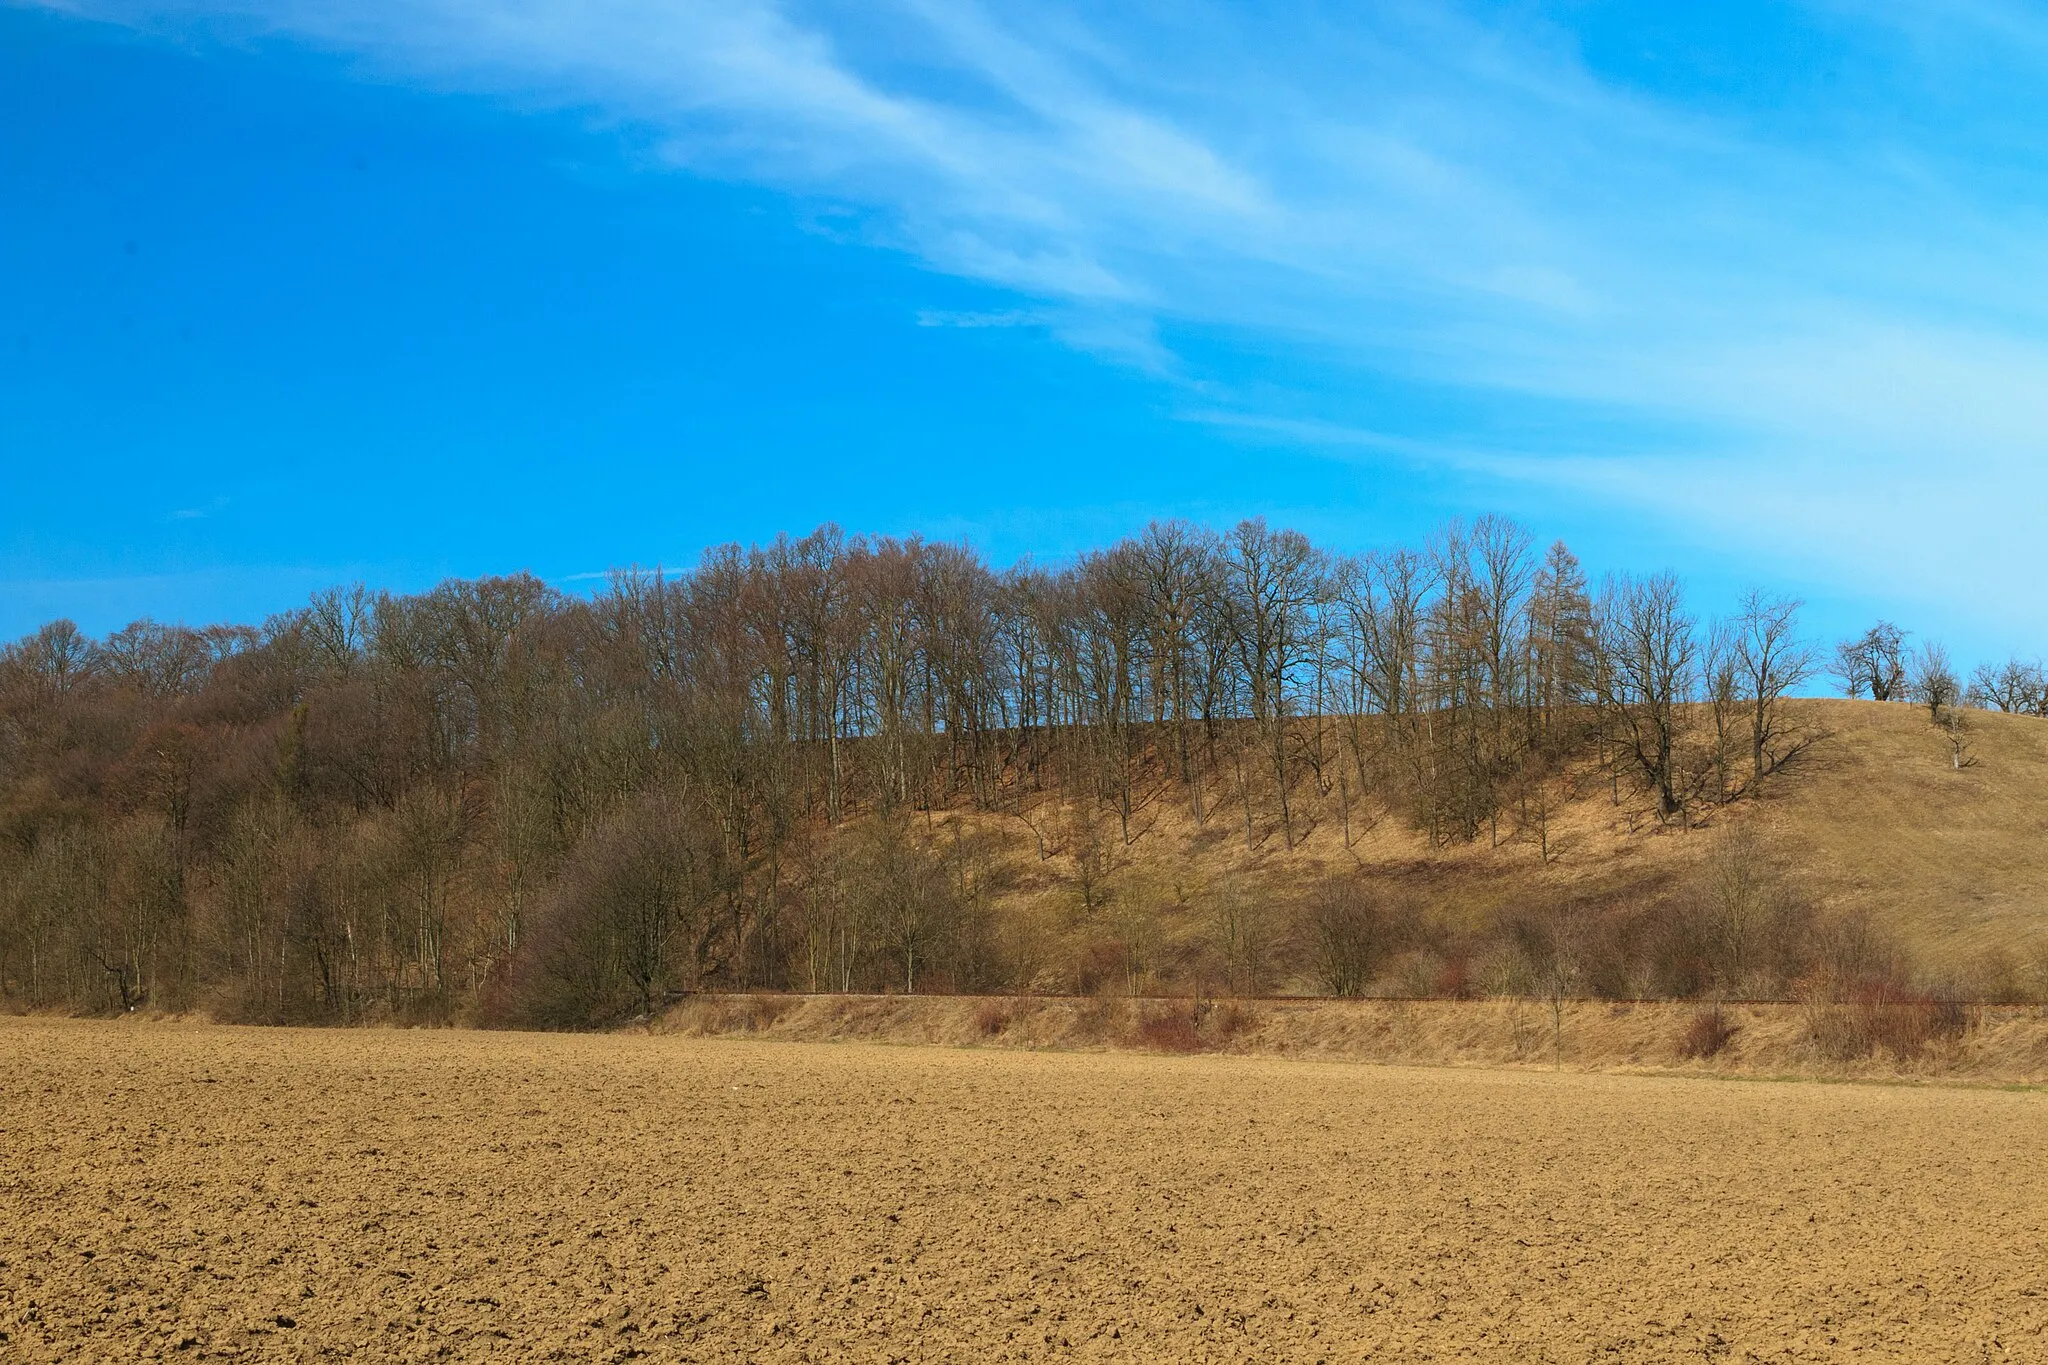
[1833, 616, 2046, 768]
[0, 516, 2006, 1026]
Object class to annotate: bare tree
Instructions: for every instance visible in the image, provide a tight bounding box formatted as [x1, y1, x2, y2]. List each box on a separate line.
[1508, 899, 1586, 1068]
[1332, 545, 1434, 831]
[99, 620, 214, 700]
[1302, 878, 1391, 997]
[306, 585, 371, 681]
[1938, 706, 1974, 770]
[1471, 515, 1536, 843]
[1, 619, 97, 702]
[1688, 825, 1810, 998]
[1700, 618, 1741, 805]
[1592, 573, 1698, 822]
[1909, 642, 1961, 722]
[1968, 657, 2044, 714]
[1834, 622, 1909, 701]
[1733, 590, 1817, 781]
[1206, 878, 1275, 997]
[1220, 519, 1324, 849]
[1134, 520, 1222, 820]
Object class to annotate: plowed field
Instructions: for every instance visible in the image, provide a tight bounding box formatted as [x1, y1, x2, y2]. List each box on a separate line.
[2, 1019, 2044, 1362]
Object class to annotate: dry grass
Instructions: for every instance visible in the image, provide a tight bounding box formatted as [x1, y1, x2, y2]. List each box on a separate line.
[5, 1017, 2046, 1362]
[930, 699, 2048, 990]
[659, 990, 2048, 1083]
[1754, 701, 2048, 970]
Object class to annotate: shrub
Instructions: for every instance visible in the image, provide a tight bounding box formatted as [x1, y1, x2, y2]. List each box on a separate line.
[1134, 1006, 1205, 1053]
[741, 995, 794, 1032]
[1210, 1000, 1260, 1042]
[486, 791, 724, 1030]
[1799, 974, 1977, 1061]
[1303, 879, 1386, 997]
[1071, 995, 1122, 1043]
[1676, 1004, 1740, 1059]
[1073, 940, 1128, 997]
[973, 999, 1012, 1037]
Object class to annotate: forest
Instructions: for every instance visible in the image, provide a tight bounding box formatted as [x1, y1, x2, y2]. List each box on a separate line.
[0, 517, 2026, 1026]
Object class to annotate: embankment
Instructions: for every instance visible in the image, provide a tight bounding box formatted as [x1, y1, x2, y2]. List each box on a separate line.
[657, 992, 2048, 1085]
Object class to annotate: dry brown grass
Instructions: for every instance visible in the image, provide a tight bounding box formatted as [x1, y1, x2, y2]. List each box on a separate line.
[1754, 701, 2048, 971]
[932, 699, 2048, 990]
[5, 1017, 2045, 1362]
[659, 990, 2048, 1083]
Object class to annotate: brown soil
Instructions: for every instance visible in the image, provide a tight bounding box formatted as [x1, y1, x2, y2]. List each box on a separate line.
[5, 1018, 2046, 1362]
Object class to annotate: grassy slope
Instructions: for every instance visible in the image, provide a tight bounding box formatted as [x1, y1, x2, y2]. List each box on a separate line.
[1761, 700, 2048, 967]
[943, 699, 2048, 986]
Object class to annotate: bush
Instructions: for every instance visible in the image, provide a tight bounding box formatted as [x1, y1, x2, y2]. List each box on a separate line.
[1639, 830, 1818, 1000]
[1071, 995, 1123, 1044]
[974, 999, 1012, 1037]
[1800, 974, 1977, 1061]
[486, 792, 723, 1029]
[1303, 879, 1386, 997]
[1676, 1004, 1740, 1059]
[1133, 1005, 1205, 1053]
[1210, 1000, 1260, 1042]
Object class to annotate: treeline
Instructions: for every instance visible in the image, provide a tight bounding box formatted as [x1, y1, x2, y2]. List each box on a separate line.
[0, 517, 1997, 1025]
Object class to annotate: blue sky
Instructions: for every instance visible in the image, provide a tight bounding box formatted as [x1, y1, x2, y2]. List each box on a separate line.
[7, 1, 2048, 663]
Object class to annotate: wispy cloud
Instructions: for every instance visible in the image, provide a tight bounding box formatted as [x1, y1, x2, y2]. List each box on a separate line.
[37, 0, 2048, 633]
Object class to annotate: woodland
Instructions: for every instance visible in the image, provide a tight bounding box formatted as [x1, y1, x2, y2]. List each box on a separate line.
[0, 517, 2024, 1026]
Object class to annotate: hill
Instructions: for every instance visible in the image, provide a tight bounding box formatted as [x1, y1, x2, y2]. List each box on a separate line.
[1747, 700, 2048, 971]
[6, 531, 2046, 1020]
[915, 698, 2048, 1000]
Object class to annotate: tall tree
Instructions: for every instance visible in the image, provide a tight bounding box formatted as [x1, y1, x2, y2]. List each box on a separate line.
[1732, 590, 1815, 781]
[1593, 573, 1697, 822]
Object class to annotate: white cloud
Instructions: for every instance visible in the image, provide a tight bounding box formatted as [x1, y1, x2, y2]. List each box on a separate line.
[38, 0, 2048, 638]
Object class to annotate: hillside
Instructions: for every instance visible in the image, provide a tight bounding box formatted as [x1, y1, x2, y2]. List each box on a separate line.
[7, 540, 2048, 1019]
[1749, 700, 2048, 969]
[926, 698, 2048, 998]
